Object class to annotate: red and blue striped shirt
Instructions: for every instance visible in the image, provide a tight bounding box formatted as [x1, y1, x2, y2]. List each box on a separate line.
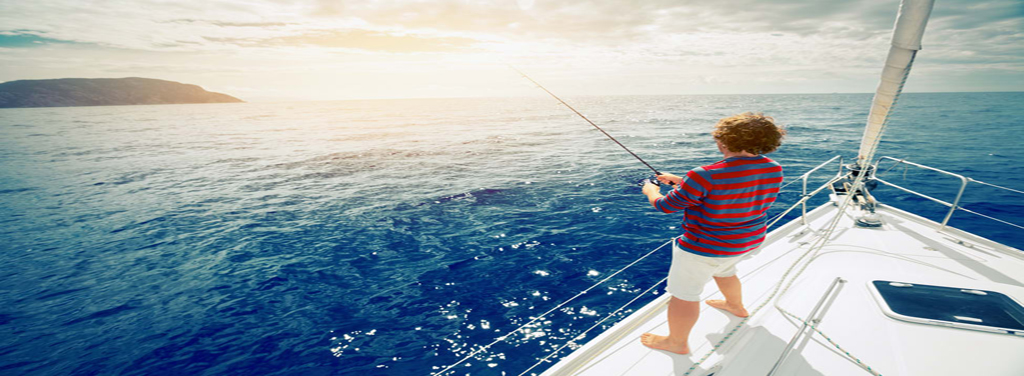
[654, 156, 783, 257]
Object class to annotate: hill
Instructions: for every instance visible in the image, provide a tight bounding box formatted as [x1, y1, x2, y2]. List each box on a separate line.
[0, 77, 244, 108]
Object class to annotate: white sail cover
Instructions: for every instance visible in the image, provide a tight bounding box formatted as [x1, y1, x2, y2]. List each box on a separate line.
[857, 0, 935, 167]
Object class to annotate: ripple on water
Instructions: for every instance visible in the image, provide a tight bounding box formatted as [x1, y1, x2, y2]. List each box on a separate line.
[0, 93, 1022, 375]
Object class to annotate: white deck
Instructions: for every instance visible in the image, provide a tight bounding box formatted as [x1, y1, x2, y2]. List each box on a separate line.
[541, 200, 1024, 376]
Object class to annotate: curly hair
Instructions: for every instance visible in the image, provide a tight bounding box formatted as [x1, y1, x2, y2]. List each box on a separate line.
[712, 112, 786, 155]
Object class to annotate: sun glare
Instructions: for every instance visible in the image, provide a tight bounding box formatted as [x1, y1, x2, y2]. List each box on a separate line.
[0, 1, 1021, 100]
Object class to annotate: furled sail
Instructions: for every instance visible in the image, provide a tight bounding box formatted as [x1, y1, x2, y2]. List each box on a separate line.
[857, 0, 935, 167]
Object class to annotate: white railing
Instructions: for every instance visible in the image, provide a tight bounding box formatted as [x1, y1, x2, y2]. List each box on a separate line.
[873, 156, 1024, 231]
[767, 155, 846, 228]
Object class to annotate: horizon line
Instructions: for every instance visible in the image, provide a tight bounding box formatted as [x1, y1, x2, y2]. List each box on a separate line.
[247, 90, 1024, 103]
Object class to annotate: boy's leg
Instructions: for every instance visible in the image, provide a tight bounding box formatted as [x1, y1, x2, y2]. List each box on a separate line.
[642, 243, 713, 354]
[707, 275, 749, 317]
[641, 297, 698, 354]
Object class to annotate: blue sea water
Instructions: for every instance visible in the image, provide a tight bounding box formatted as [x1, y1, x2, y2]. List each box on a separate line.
[0, 92, 1022, 375]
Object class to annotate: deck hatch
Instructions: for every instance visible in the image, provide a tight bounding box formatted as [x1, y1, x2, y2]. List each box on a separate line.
[871, 280, 1024, 334]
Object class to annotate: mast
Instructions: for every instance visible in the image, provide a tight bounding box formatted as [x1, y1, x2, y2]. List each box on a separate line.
[857, 0, 935, 169]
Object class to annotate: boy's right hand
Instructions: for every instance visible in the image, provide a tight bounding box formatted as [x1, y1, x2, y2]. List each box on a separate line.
[656, 173, 682, 186]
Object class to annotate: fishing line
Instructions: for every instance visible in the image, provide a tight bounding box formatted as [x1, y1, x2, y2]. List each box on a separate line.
[510, 66, 669, 183]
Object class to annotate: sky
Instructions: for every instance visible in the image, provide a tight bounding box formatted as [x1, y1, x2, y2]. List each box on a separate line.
[0, 0, 1021, 101]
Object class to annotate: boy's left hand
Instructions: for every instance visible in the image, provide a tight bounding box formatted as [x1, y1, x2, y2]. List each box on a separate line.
[642, 181, 660, 196]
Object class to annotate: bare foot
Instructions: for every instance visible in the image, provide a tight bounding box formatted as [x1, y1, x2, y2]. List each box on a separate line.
[640, 333, 690, 354]
[706, 299, 749, 317]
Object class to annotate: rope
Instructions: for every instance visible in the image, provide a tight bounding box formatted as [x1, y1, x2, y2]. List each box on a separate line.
[431, 239, 674, 376]
[776, 156, 843, 193]
[876, 158, 1024, 198]
[766, 175, 846, 229]
[777, 308, 882, 376]
[874, 158, 905, 177]
[766, 212, 788, 228]
[956, 207, 1024, 231]
[871, 159, 1024, 230]
[970, 179, 1024, 196]
[767, 156, 846, 228]
[775, 177, 803, 193]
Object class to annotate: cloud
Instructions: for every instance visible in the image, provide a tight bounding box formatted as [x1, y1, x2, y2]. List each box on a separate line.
[211, 21, 292, 28]
[304, 0, 1022, 52]
[2, 1, 1019, 58]
[0, 0, 1020, 98]
[205, 29, 480, 52]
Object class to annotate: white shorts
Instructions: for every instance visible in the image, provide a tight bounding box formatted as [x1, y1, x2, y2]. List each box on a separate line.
[666, 241, 748, 301]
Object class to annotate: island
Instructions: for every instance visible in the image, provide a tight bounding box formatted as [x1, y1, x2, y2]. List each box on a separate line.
[0, 77, 244, 108]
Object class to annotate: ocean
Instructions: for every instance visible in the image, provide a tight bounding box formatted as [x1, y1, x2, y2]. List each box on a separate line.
[1, 92, 1022, 375]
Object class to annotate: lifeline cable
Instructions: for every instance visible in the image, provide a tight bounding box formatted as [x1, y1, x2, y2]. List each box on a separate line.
[430, 239, 675, 376]
[510, 66, 664, 177]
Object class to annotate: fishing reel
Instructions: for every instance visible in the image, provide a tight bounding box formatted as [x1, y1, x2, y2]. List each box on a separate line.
[637, 176, 677, 187]
[637, 173, 679, 187]
[637, 177, 661, 187]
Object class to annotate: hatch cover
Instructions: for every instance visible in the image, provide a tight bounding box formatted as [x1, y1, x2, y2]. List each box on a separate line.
[870, 280, 1024, 335]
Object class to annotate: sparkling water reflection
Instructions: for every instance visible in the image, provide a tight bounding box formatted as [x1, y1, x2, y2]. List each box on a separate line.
[0, 93, 1021, 375]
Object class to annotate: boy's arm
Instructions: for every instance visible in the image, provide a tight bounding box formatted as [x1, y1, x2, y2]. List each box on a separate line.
[642, 182, 664, 208]
[644, 169, 711, 213]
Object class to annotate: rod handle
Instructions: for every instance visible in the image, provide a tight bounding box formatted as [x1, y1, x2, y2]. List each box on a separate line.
[655, 172, 677, 186]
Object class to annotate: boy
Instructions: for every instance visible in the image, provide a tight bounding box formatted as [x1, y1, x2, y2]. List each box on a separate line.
[640, 112, 785, 354]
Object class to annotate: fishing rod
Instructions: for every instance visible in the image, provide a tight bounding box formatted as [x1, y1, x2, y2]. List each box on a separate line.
[510, 66, 671, 185]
